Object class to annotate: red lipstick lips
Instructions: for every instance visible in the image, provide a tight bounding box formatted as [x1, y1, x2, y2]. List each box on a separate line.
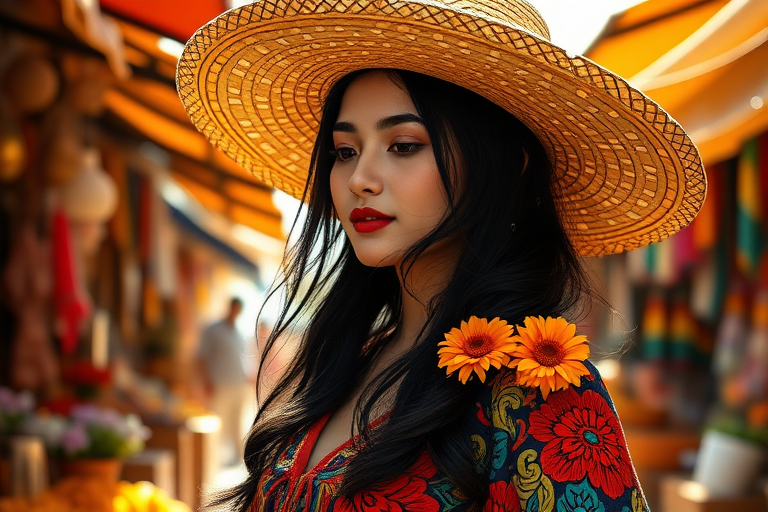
[350, 207, 393, 233]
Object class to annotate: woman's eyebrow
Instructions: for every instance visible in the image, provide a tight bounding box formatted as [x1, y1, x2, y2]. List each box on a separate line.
[376, 113, 424, 130]
[333, 113, 425, 133]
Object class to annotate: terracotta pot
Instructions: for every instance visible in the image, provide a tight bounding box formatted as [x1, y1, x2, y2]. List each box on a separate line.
[57, 458, 122, 482]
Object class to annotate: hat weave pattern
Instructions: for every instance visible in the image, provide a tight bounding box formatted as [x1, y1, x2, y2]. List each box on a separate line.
[177, 0, 706, 257]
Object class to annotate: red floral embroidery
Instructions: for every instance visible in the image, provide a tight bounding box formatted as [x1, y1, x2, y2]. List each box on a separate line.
[335, 454, 439, 512]
[528, 387, 634, 499]
[335, 477, 439, 512]
[483, 481, 521, 512]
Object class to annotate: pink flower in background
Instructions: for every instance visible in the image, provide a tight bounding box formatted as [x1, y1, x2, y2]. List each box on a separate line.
[0, 387, 35, 434]
[61, 423, 88, 454]
[50, 405, 150, 459]
[69, 404, 102, 424]
[0, 388, 15, 411]
[0, 387, 34, 415]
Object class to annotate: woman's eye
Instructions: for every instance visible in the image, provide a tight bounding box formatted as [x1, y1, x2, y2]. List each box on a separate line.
[389, 142, 424, 155]
[330, 147, 357, 162]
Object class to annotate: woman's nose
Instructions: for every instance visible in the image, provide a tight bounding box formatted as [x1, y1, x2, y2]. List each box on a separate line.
[347, 153, 383, 196]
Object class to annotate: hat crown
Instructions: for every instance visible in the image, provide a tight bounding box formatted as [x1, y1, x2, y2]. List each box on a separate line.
[439, 0, 550, 39]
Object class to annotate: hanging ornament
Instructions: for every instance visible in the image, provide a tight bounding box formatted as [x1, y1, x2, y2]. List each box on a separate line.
[60, 54, 116, 116]
[41, 105, 83, 186]
[2, 55, 60, 114]
[0, 99, 26, 182]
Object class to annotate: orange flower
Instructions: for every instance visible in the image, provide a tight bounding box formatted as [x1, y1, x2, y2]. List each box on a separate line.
[438, 316, 517, 384]
[508, 316, 590, 400]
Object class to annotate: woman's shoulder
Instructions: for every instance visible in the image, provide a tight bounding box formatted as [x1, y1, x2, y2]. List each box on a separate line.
[463, 359, 620, 475]
[465, 360, 648, 509]
[468, 359, 627, 449]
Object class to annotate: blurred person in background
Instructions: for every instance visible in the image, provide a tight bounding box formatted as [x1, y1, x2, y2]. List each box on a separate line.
[196, 296, 250, 467]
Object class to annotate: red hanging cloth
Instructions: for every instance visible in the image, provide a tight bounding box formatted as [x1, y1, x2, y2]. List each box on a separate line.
[51, 207, 91, 355]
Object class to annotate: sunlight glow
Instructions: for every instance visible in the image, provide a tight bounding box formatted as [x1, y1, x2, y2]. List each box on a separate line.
[157, 37, 185, 58]
[530, 0, 648, 53]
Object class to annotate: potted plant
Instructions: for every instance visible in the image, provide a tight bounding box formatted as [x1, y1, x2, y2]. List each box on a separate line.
[0, 387, 35, 436]
[30, 404, 150, 482]
[693, 401, 768, 497]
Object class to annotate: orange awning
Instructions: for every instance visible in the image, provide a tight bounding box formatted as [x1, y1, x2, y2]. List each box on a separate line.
[97, 8, 285, 241]
[99, 0, 226, 42]
[586, 0, 768, 164]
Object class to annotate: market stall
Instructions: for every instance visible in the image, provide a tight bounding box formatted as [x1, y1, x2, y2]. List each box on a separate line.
[0, 0, 283, 508]
[586, 0, 768, 509]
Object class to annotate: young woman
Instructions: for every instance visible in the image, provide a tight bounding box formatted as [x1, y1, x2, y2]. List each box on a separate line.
[177, 1, 706, 511]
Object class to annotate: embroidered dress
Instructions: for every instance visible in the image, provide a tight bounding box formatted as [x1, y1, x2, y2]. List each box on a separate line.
[255, 361, 649, 512]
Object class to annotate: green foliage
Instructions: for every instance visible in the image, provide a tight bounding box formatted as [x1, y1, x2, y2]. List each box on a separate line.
[706, 405, 768, 446]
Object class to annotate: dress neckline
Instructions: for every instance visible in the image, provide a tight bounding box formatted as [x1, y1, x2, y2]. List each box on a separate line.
[291, 411, 390, 480]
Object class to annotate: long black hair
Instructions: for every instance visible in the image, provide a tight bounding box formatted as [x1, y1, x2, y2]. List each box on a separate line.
[211, 69, 592, 510]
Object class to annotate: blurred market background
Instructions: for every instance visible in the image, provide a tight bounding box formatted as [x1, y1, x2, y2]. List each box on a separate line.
[0, 0, 767, 511]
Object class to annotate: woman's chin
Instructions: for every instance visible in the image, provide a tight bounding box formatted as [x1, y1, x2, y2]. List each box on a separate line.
[352, 249, 399, 268]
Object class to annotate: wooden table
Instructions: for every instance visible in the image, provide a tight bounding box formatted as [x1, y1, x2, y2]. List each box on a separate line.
[144, 422, 195, 507]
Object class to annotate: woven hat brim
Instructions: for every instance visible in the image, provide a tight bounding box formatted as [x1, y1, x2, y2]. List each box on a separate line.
[176, 0, 706, 257]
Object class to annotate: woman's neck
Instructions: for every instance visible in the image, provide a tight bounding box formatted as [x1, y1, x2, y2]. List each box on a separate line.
[390, 252, 457, 351]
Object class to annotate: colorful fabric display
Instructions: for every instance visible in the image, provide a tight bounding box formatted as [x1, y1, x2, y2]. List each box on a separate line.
[692, 161, 721, 252]
[712, 285, 749, 378]
[641, 290, 667, 360]
[736, 138, 765, 277]
[742, 256, 768, 399]
[669, 294, 697, 365]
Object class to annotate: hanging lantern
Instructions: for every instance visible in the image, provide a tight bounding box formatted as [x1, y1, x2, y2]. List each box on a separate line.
[60, 148, 118, 223]
[59, 148, 118, 256]
[2, 55, 60, 114]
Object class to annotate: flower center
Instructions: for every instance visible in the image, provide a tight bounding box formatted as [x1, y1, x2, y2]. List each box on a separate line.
[582, 429, 600, 445]
[532, 339, 565, 367]
[465, 334, 493, 358]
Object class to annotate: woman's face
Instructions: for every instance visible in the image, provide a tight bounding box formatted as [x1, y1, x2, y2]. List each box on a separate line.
[329, 71, 453, 268]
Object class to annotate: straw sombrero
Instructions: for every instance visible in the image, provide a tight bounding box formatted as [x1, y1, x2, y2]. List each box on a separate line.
[176, 0, 706, 257]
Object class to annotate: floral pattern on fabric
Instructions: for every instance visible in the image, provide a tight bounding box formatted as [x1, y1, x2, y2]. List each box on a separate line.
[335, 453, 440, 512]
[252, 361, 649, 512]
[528, 387, 635, 499]
[512, 449, 555, 512]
